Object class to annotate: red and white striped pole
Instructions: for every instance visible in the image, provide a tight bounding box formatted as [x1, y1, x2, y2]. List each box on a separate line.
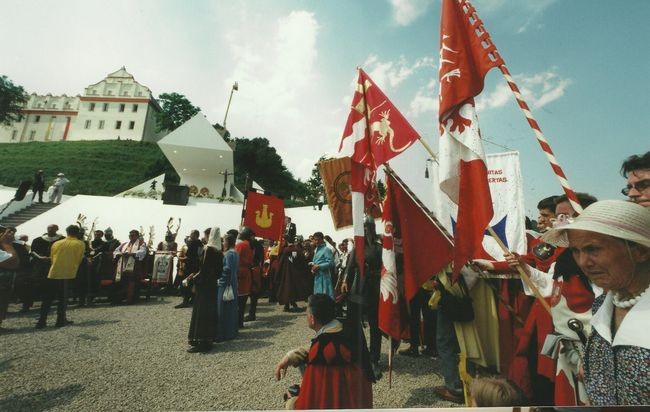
[498, 64, 583, 214]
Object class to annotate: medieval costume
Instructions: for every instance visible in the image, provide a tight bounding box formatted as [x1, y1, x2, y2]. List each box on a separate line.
[292, 319, 373, 409]
[217, 243, 239, 341]
[235, 234, 253, 327]
[187, 227, 221, 352]
[344, 225, 383, 370]
[113, 234, 148, 304]
[311, 242, 334, 299]
[276, 243, 312, 310]
[522, 249, 597, 406]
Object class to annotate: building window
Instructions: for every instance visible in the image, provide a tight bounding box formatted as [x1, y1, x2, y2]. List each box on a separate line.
[115, 121, 122, 129]
[103, 103, 109, 112]
[132, 104, 138, 113]
[29, 131, 36, 140]
[85, 120, 91, 129]
[35, 115, 40, 123]
[89, 103, 96, 112]
[129, 121, 135, 130]
[119, 104, 125, 112]
[11, 130, 17, 140]
[99, 120, 105, 130]
[52, 104, 57, 109]
[107, 90, 113, 96]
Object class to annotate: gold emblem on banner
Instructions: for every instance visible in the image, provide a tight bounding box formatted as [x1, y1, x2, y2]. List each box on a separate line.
[255, 204, 273, 228]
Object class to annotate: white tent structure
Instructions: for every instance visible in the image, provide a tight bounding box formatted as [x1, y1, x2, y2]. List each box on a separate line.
[157, 113, 242, 200]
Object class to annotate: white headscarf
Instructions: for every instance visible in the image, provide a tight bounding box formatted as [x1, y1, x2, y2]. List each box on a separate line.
[207, 227, 221, 250]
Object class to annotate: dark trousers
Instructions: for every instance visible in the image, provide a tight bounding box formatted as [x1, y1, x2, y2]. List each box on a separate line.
[39, 279, 69, 324]
[248, 293, 258, 317]
[238, 295, 248, 326]
[408, 288, 437, 350]
[32, 188, 44, 203]
[348, 302, 382, 364]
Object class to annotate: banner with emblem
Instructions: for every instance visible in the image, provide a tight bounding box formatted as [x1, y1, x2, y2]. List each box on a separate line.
[434, 151, 526, 260]
[242, 191, 285, 240]
[319, 157, 353, 229]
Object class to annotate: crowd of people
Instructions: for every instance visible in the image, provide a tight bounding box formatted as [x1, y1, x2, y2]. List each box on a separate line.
[0, 150, 648, 409]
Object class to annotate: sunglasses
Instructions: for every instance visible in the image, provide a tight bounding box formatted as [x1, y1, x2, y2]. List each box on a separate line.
[621, 179, 650, 196]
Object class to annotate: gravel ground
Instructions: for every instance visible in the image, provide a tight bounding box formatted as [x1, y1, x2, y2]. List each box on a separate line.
[0, 296, 459, 411]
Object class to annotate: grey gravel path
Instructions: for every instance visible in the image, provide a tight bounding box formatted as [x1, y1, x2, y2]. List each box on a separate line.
[0, 297, 458, 411]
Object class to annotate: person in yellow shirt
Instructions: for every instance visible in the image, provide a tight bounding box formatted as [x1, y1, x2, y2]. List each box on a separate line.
[36, 225, 85, 329]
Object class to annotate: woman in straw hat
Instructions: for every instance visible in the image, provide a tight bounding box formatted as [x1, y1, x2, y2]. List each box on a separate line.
[542, 200, 650, 405]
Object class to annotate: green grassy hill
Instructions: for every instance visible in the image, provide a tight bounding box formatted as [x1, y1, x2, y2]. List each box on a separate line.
[0, 140, 176, 196]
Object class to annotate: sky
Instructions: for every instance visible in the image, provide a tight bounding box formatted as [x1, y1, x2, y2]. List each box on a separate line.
[2, 0, 649, 217]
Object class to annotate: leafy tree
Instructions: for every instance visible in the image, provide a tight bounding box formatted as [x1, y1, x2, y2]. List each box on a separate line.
[232, 137, 308, 200]
[0, 75, 28, 126]
[306, 155, 328, 200]
[156, 92, 200, 132]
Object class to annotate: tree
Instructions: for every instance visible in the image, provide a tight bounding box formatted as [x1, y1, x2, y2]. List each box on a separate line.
[232, 137, 308, 199]
[156, 92, 200, 132]
[0, 75, 28, 126]
[306, 155, 328, 199]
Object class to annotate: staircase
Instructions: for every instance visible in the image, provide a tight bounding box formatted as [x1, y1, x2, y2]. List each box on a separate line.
[0, 202, 58, 227]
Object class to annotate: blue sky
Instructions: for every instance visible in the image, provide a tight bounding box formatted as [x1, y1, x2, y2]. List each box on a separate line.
[2, 0, 648, 216]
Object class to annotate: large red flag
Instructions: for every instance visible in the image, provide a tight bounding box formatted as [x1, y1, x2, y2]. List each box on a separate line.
[242, 191, 285, 240]
[438, 0, 503, 281]
[339, 69, 420, 277]
[379, 172, 454, 340]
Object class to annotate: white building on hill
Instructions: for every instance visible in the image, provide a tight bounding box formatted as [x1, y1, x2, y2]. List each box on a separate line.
[0, 67, 166, 143]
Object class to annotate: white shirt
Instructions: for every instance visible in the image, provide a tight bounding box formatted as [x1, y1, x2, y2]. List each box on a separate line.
[591, 290, 650, 350]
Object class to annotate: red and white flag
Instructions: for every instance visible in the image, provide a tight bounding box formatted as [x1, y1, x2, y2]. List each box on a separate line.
[379, 173, 453, 340]
[339, 69, 420, 276]
[438, 0, 503, 281]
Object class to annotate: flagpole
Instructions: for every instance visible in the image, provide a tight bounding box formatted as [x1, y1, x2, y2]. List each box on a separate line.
[408, 141, 553, 316]
[487, 226, 552, 315]
[497, 64, 583, 214]
[383, 164, 453, 247]
[388, 339, 393, 389]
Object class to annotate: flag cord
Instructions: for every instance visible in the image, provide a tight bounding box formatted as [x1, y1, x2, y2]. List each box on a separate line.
[497, 64, 583, 215]
[411, 137, 553, 315]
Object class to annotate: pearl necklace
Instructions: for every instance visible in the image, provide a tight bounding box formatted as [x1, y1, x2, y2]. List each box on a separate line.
[612, 286, 649, 309]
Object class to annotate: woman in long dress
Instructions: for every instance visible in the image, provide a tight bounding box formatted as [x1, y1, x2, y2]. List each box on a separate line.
[187, 227, 222, 353]
[217, 233, 239, 341]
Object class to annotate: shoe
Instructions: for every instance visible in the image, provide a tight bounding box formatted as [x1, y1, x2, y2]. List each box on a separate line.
[55, 320, 74, 328]
[174, 302, 190, 309]
[187, 346, 202, 353]
[35, 321, 46, 329]
[244, 315, 256, 322]
[434, 386, 464, 404]
[421, 347, 438, 358]
[398, 346, 419, 357]
[283, 306, 291, 312]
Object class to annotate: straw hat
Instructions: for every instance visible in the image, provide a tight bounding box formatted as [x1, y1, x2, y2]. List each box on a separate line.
[541, 199, 650, 248]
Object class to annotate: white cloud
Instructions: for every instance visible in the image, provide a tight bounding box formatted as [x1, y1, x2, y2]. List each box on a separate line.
[476, 69, 571, 111]
[362, 55, 435, 91]
[389, 0, 433, 26]
[409, 78, 438, 117]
